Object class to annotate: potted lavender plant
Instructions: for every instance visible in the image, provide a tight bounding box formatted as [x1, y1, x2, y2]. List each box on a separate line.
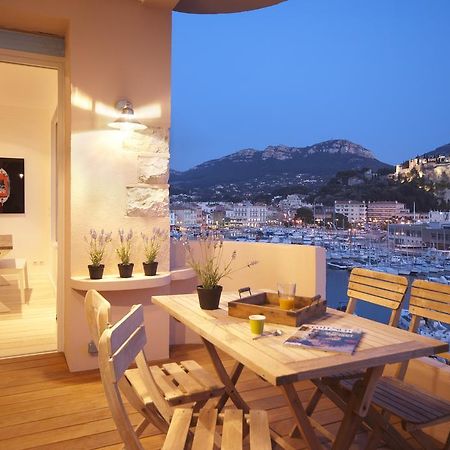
[141, 228, 166, 276]
[116, 228, 134, 278]
[84, 229, 112, 279]
[183, 233, 258, 309]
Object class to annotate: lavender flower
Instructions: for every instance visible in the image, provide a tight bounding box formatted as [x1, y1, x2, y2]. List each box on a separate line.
[182, 232, 258, 289]
[116, 228, 133, 264]
[141, 228, 166, 264]
[84, 229, 112, 266]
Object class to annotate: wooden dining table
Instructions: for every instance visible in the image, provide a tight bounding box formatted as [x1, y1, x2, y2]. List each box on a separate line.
[152, 292, 449, 450]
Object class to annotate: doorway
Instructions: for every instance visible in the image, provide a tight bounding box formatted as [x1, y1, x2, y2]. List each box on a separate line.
[0, 55, 63, 357]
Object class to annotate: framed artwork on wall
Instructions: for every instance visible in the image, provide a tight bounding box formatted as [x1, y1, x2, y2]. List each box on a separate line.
[0, 157, 25, 214]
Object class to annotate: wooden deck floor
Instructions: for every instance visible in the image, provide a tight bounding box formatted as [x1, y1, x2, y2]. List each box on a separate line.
[0, 345, 420, 450]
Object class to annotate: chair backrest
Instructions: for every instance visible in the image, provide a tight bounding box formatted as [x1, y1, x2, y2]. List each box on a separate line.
[409, 279, 450, 361]
[346, 268, 408, 326]
[84, 289, 111, 347]
[98, 304, 146, 450]
[98, 304, 173, 449]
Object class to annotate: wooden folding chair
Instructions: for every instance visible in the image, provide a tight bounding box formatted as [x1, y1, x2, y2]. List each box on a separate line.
[342, 279, 450, 450]
[85, 290, 225, 434]
[302, 268, 408, 439]
[98, 303, 272, 450]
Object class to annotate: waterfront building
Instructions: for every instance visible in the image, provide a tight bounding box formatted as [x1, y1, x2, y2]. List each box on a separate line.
[225, 202, 268, 227]
[367, 201, 410, 221]
[170, 204, 202, 228]
[334, 200, 367, 223]
[388, 222, 450, 250]
[429, 210, 450, 223]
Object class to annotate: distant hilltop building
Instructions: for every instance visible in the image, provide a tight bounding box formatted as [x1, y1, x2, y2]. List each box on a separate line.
[395, 154, 450, 181]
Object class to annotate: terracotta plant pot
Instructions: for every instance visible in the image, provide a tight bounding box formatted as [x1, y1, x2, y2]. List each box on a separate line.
[88, 264, 104, 280]
[143, 261, 158, 276]
[197, 285, 223, 310]
[118, 263, 134, 278]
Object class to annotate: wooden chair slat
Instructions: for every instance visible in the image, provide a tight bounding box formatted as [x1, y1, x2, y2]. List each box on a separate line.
[162, 362, 205, 394]
[347, 289, 401, 309]
[110, 305, 144, 354]
[351, 267, 408, 285]
[411, 289, 450, 314]
[222, 409, 243, 450]
[191, 408, 218, 450]
[110, 326, 146, 382]
[181, 359, 225, 390]
[375, 378, 450, 425]
[249, 410, 272, 450]
[409, 304, 450, 325]
[149, 365, 185, 401]
[162, 408, 193, 450]
[350, 274, 408, 294]
[348, 280, 404, 303]
[413, 278, 450, 294]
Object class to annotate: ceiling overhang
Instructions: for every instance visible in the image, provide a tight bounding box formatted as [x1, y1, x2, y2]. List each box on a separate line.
[174, 0, 286, 14]
[138, 0, 286, 14]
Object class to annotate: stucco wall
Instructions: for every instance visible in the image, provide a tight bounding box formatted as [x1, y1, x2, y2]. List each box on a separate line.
[0, 0, 174, 370]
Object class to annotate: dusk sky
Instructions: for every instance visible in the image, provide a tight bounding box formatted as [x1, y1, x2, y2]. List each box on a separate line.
[171, 0, 450, 171]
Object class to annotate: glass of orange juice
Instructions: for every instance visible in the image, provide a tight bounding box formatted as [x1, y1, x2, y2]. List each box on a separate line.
[278, 282, 296, 310]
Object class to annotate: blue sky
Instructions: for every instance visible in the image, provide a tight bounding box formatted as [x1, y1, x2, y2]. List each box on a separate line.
[171, 0, 450, 171]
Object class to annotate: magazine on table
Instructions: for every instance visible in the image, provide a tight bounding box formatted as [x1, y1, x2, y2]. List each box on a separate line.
[284, 324, 364, 354]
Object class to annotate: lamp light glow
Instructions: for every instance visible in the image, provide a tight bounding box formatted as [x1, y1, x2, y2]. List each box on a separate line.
[108, 100, 147, 131]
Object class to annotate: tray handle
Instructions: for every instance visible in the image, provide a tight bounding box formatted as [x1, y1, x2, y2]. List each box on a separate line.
[238, 286, 252, 298]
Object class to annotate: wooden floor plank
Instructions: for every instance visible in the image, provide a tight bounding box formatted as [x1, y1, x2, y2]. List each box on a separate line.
[0, 267, 56, 358]
[0, 344, 434, 450]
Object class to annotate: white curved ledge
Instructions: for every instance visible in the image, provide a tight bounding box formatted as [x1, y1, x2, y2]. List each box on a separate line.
[70, 268, 197, 292]
[170, 267, 196, 281]
[71, 272, 172, 291]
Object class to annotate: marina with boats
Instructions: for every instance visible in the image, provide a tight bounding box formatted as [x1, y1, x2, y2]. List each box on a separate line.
[216, 225, 450, 281]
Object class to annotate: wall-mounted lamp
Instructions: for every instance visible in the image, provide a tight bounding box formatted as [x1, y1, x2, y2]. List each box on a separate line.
[108, 100, 147, 131]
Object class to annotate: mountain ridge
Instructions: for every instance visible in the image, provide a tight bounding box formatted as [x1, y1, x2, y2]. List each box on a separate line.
[422, 142, 450, 157]
[170, 139, 391, 201]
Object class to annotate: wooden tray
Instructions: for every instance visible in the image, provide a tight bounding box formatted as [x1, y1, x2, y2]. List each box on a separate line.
[228, 292, 326, 327]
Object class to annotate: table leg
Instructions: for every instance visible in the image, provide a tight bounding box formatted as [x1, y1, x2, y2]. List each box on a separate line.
[281, 383, 323, 450]
[331, 365, 384, 450]
[215, 361, 245, 412]
[201, 338, 250, 413]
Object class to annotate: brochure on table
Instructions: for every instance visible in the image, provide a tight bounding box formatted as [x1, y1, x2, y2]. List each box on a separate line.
[284, 324, 364, 354]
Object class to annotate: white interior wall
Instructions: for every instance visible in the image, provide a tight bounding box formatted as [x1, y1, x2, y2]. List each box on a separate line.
[0, 62, 58, 274]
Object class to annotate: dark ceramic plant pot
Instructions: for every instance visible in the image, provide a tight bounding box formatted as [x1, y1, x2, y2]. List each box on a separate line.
[143, 261, 158, 276]
[197, 285, 223, 310]
[118, 263, 134, 278]
[88, 264, 104, 280]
